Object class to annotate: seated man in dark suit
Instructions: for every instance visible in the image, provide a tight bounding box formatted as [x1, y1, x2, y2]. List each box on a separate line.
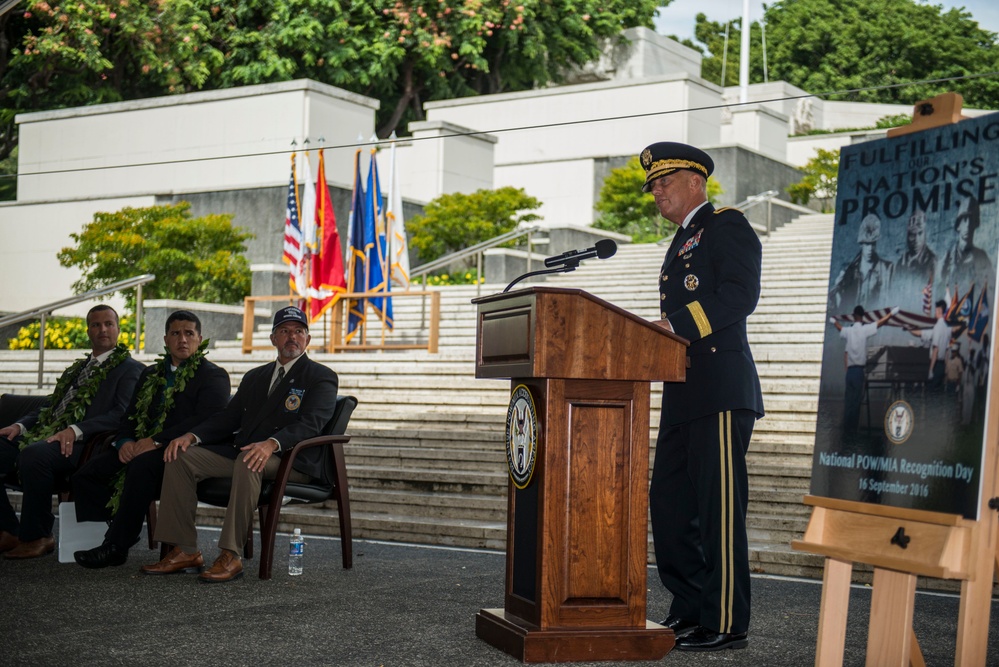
[72, 310, 231, 568]
[141, 306, 338, 583]
[0, 304, 144, 559]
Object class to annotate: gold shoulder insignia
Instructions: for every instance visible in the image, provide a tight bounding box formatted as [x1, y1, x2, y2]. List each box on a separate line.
[714, 206, 744, 214]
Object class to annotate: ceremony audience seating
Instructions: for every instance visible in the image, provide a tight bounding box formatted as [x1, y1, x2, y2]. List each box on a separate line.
[195, 394, 358, 580]
[0, 393, 114, 504]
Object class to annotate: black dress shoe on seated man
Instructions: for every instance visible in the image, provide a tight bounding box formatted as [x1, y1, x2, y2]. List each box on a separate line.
[75, 542, 128, 569]
[675, 626, 748, 652]
[658, 614, 698, 637]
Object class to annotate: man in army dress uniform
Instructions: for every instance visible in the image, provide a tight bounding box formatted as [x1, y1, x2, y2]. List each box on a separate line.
[641, 142, 764, 652]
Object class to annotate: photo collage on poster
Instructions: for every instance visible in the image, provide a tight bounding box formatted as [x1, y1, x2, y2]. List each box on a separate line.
[811, 110, 999, 519]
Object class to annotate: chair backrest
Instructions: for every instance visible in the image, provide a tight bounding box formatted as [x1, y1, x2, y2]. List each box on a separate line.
[0, 393, 47, 427]
[317, 395, 358, 488]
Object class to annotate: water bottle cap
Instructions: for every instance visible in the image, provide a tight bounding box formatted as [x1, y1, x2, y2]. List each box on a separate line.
[293, 528, 301, 536]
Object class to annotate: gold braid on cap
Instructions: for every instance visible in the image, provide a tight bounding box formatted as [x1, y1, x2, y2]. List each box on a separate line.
[647, 158, 709, 178]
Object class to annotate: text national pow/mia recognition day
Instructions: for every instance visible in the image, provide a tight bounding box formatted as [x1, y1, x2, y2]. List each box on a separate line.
[812, 110, 999, 520]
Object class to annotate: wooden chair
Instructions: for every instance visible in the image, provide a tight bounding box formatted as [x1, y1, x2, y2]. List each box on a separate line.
[195, 394, 357, 580]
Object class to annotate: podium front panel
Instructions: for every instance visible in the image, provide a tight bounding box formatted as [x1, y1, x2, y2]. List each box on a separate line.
[505, 378, 650, 630]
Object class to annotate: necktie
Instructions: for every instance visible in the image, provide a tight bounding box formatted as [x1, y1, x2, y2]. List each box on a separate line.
[268, 366, 286, 397]
[51, 356, 98, 420]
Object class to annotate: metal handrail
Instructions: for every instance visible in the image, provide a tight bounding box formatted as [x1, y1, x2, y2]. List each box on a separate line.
[409, 225, 544, 296]
[656, 190, 819, 244]
[1, 274, 155, 388]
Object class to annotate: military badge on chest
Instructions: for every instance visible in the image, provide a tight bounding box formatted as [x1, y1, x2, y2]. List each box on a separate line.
[684, 274, 699, 291]
[677, 228, 703, 256]
[284, 388, 305, 412]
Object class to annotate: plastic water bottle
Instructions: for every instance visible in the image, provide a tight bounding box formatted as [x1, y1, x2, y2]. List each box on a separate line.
[288, 528, 304, 576]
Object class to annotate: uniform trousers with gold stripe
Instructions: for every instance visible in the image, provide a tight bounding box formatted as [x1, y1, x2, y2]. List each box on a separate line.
[650, 408, 755, 634]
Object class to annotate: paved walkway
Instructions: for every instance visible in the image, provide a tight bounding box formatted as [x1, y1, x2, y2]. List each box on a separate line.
[1, 528, 996, 666]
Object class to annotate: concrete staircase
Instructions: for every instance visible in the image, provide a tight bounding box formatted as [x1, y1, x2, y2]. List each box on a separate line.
[0, 213, 835, 577]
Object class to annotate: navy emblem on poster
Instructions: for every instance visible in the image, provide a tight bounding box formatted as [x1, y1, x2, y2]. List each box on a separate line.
[505, 385, 538, 489]
[884, 400, 914, 445]
[811, 110, 999, 519]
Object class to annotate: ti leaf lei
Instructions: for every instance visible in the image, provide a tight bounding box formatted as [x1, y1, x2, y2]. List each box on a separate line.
[21, 345, 132, 449]
[107, 339, 210, 514]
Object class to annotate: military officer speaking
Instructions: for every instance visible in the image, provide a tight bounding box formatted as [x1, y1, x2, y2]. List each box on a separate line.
[642, 142, 765, 652]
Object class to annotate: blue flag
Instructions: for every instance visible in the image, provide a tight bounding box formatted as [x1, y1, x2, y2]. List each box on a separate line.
[969, 286, 990, 342]
[365, 149, 393, 329]
[346, 150, 369, 342]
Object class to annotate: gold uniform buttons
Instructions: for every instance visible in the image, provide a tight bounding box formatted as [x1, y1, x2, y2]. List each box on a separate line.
[660, 294, 666, 301]
[710, 346, 717, 353]
[661, 311, 667, 319]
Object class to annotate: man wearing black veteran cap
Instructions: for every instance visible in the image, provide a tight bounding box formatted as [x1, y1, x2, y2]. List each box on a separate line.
[141, 306, 338, 582]
[642, 142, 764, 651]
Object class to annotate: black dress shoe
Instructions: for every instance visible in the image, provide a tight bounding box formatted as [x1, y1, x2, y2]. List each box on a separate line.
[74, 543, 128, 569]
[658, 614, 699, 637]
[675, 626, 748, 652]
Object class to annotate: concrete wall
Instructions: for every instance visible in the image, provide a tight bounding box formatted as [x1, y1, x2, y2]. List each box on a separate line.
[425, 73, 724, 227]
[401, 121, 497, 204]
[15, 80, 378, 202]
[144, 299, 269, 351]
[0, 195, 154, 314]
[708, 145, 806, 231]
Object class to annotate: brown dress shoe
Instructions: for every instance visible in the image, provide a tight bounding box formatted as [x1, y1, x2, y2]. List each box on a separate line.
[3, 535, 55, 560]
[198, 550, 243, 583]
[0, 531, 18, 553]
[140, 547, 204, 575]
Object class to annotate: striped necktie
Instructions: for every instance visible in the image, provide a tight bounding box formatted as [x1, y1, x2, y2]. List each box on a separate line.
[51, 356, 98, 420]
[268, 366, 285, 397]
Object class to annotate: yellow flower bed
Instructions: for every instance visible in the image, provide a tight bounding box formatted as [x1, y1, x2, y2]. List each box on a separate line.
[9, 315, 145, 350]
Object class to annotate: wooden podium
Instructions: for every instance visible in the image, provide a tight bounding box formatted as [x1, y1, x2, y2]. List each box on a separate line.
[471, 286, 688, 662]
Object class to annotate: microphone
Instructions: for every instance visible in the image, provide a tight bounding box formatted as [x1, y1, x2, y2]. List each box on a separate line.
[543, 239, 617, 268]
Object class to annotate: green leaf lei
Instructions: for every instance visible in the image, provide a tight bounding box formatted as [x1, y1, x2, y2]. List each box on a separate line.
[21, 344, 132, 449]
[107, 339, 210, 514]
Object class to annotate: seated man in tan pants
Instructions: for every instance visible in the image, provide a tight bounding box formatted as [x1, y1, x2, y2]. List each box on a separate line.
[141, 306, 338, 582]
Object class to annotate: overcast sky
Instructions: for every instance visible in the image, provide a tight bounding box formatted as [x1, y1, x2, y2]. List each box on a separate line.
[654, 0, 999, 45]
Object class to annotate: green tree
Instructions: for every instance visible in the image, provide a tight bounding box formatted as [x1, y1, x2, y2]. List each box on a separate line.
[694, 0, 999, 108]
[57, 201, 253, 309]
[593, 157, 723, 243]
[1, 0, 224, 162]
[787, 148, 839, 212]
[1, 0, 671, 163]
[407, 186, 541, 264]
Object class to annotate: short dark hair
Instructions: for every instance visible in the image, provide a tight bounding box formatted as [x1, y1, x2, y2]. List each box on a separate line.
[165, 310, 202, 335]
[935, 299, 947, 311]
[852, 305, 865, 318]
[86, 304, 119, 325]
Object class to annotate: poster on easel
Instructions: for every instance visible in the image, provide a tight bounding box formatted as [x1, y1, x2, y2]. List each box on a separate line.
[812, 110, 999, 520]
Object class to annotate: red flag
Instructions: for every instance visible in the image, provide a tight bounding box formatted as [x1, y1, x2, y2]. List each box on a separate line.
[308, 149, 347, 323]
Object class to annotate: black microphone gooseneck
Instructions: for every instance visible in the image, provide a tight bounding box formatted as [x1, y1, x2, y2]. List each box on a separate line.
[502, 240, 618, 293]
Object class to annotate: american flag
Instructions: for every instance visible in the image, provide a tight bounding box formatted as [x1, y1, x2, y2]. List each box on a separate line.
[921, 278, 933, 315]
[833, 307, 936, 330]
[282, 155, 305, 294]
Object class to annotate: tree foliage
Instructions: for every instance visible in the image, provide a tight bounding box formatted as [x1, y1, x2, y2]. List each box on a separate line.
[786, 148, 839, 212]
[57, 201, 253, 309]
[593, 157, 722, 243]
[693, 0, 999, 108]
[406, 186, 541, 264]
[0, 0, 224, 163]
[0, 0, 670, 162]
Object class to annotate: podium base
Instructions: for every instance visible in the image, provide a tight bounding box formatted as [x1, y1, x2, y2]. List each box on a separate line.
[475, 609, 674, 663]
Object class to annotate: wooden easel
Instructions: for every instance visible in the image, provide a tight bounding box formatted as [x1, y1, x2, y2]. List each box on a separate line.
[792, 93, 999, 667]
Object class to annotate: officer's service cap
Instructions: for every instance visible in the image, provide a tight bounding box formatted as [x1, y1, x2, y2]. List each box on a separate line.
[639, 142, 714, 193]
